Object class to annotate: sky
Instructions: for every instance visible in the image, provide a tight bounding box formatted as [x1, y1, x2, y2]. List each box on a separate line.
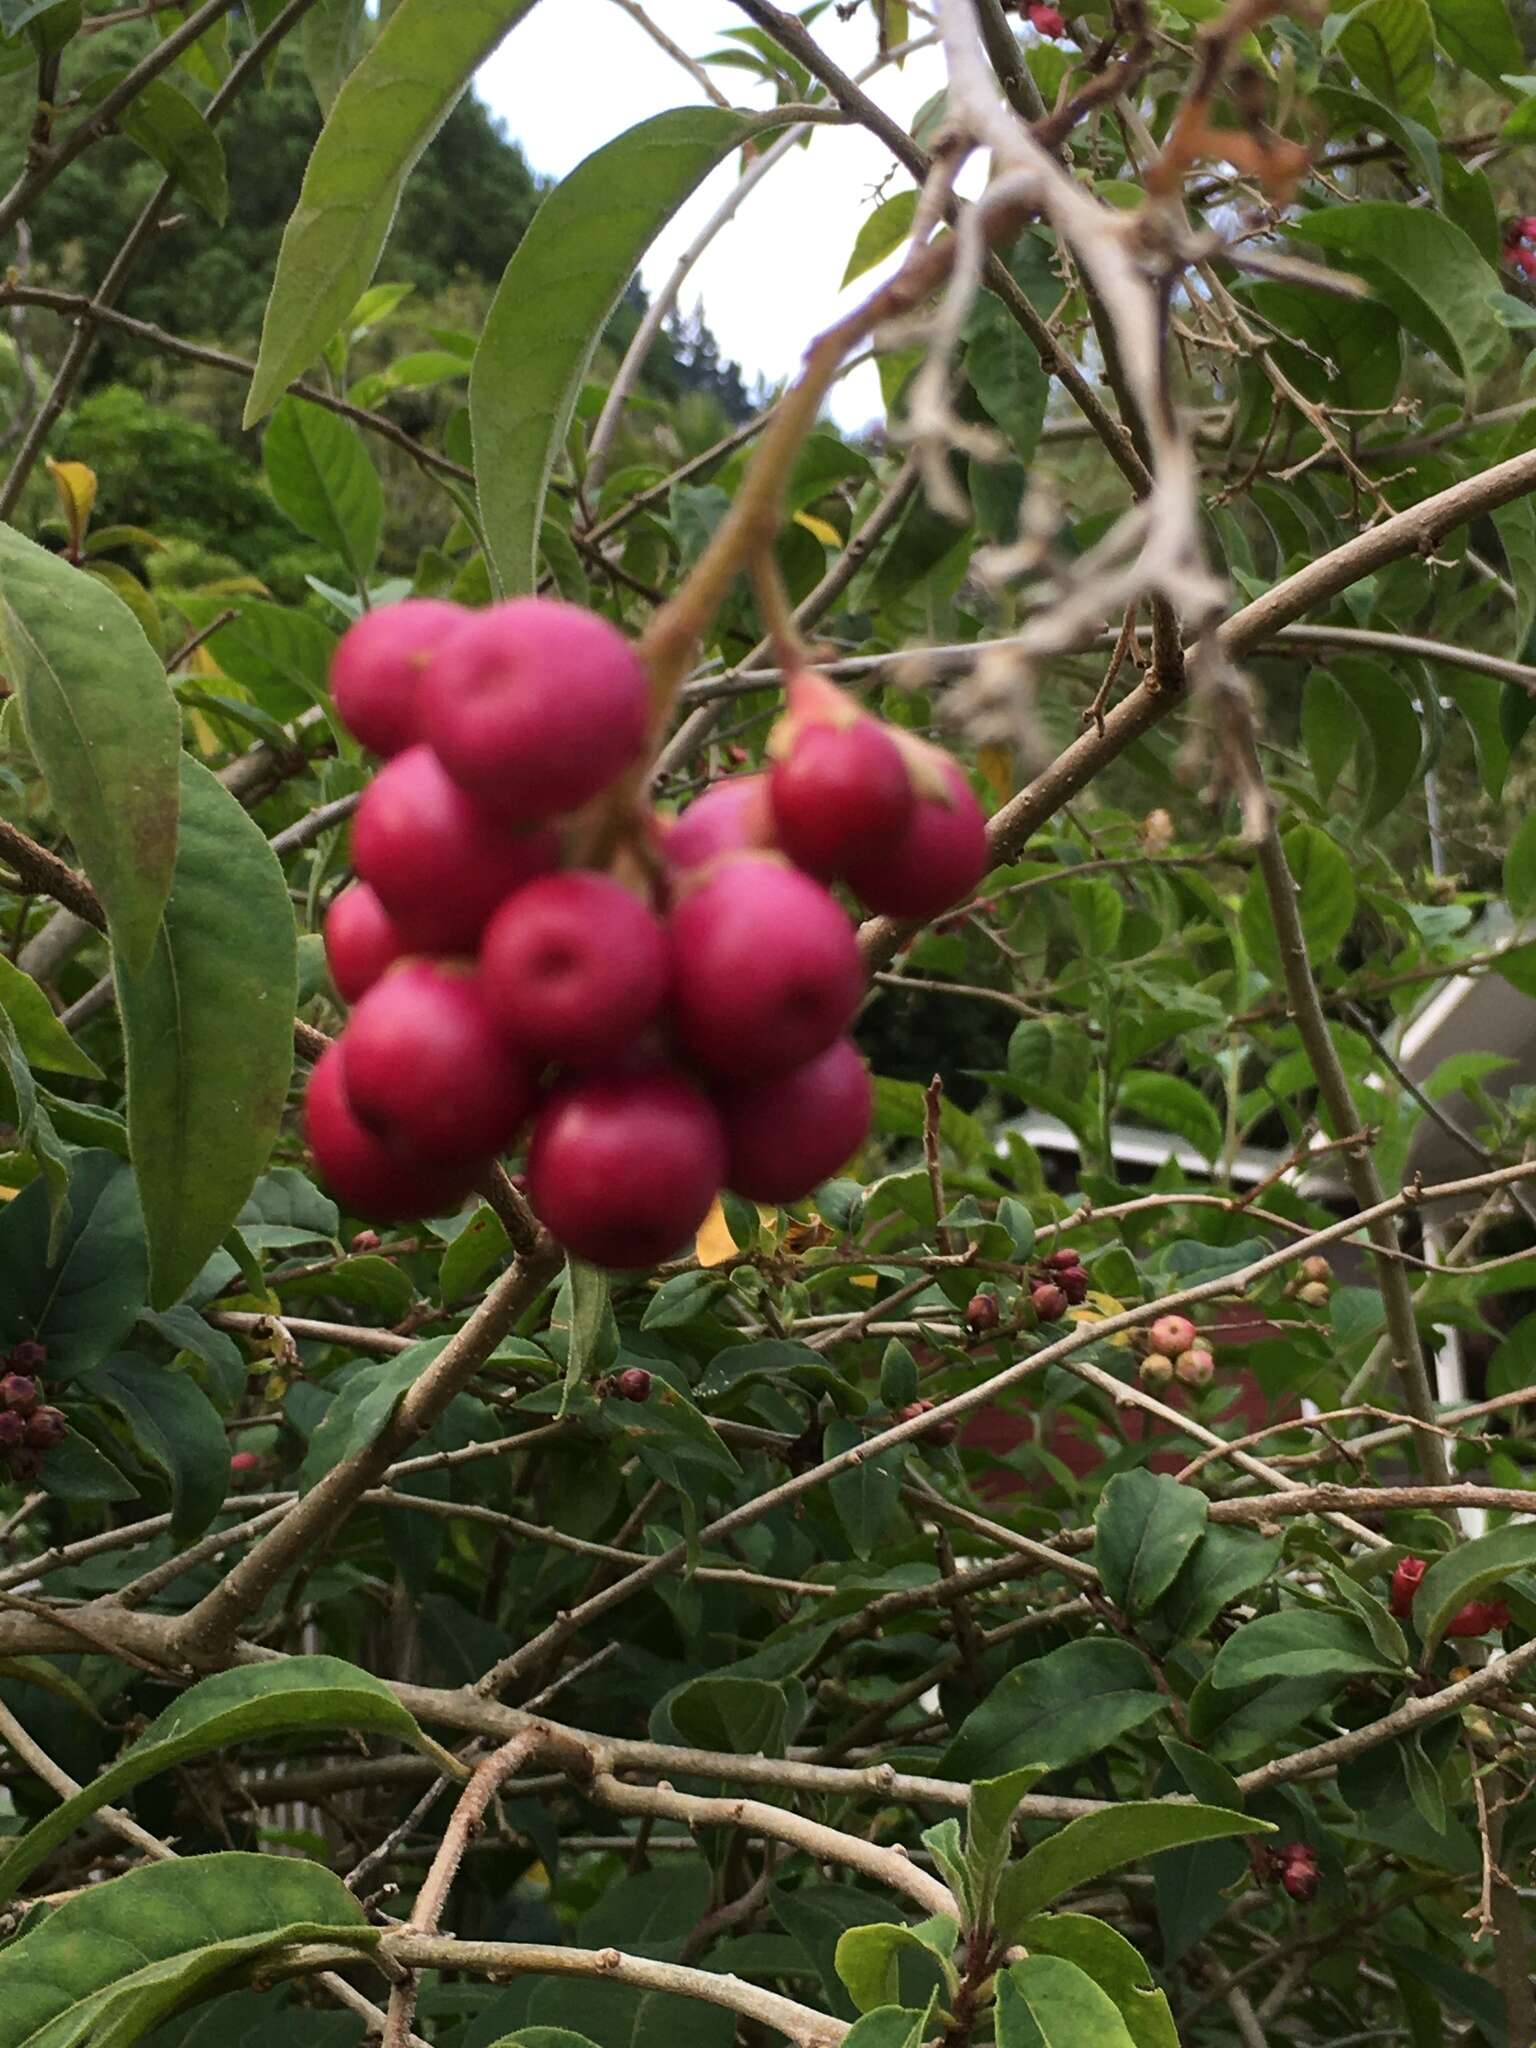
[475, 2, 958, 431]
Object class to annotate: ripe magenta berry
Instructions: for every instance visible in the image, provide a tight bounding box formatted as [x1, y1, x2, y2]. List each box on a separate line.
[526, 1068, 726, 1270]
[7, 1341, 46, 1372]
[669, 855, 864, 1080]
[664, 775, 774, 875]
[1032, 1282, 1068, 1323]
[324, 882, 405, 1004]
[717, 1037, 871, 1204]
[615, 1367, 653, 1404]
[420, 598, 651, 824]
[1175, 1346, 1214, 1388]
[966, 1292, 1001, 1336]
[340, 961, 533, 1166]
[0, 1374, 39, 1414]
[330, 598, 465, 757]
[769, 701, 912, 880]
[844, 757, 988, 921]
[305, 1042, 478, 1222]
[1150, 1314, 1197, 1357]
[230, 1449, 260, 1473]
[352, 745, 559, 954]
[23, 1406, 66, 1449]
[1389, 1556, 1426, 1617]
[1139, 1353, 1175, 1387]
[480, 872, 668, 1067]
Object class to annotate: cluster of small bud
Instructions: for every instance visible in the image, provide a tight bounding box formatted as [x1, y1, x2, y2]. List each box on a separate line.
[1285, 1253, 1334, 1310]
[1269, 1841, 1319, 1903]
[0, 1343, 66, 1485]
[1136, 1314, 1215, 1390]
[1030, 1247, 1088, 1324]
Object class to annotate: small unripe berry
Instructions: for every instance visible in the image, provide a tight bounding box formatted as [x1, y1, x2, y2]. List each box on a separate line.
[526, 1067, 726, 1270]
[481, 872, 669, 1068]
[769, 697, 913, 880]
[352, 745, 559, 954]
[718, 1038, 872, 1204]
[1043, 1248, 1081, 1272]
[1175, 1347, 1214, 1388]
[0, 1373, 40, 1414]
[896, 1399, 957, 1448]
[340, 960, 534, 1166]
[1139, 1353, 1175, 1387]
[7, 1341, 46, 1372]
[663, 775, 775, 875]
[1031, 1282, 1069, 1323]
[324, 883, 405, 1005]
[305, 1042, 479, 1222]
[351, 1229, 382, 1253]
[845, 757, 989, 921]
[0, 1411, 25, 1448]
[1296, 1280, 1332, 1308]
[1300, 1255, 1332, 1285]
[1389, 1555, 1426, 1618]
[420, 598, 651, 824]
[330, 598, 465, 757]
[230, 1449, 260, 1473]
[614, 1367, 653, 1404]
[1150, 1314, 1197, 1356]
[1058, 1265, 1089, 1305]
[669, 855, 864, 1080]
[966, 1292, 1001, 1336]
[23, 1406, 66, 1449]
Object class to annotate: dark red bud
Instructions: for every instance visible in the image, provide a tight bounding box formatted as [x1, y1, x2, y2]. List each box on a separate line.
[1445, 1598, 1510, 1638]
[965, 1292, 1000, 1335]
[897, 1399, 957, 1448]
[1389, 1555, 1426, 1619]
[1280, 1853, 1319, 1903]
[22, 1407, 65, 1450]
[614, 1367, 652, 1404]
[1043, 1248, 1080, 1271]
[7, 1341, 46, 1372]
[0, 1373, 40, 1415]
[1031, 1282, 1069, 1322]
[1058, 1266, 1089, 1304]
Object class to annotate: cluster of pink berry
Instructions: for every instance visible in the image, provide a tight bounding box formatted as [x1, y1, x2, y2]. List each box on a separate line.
[310, 598, 989, 1269]
[1137, 1313, 1215, 1390]
[0, 1343, 66, 1484]
[1506, 216, 1536, 281]
[1390, 1556, 1509, 1638]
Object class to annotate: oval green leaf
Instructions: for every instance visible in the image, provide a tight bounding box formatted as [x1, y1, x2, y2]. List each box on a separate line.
[1412, 1521, 1536, 1654]
[0, 524, 180, 975]
[263, 396, 383, 589]
[1093, 1470, 1209, 1618]
[1012, 1916, 1178, 2048]
[472, 105, 788, 596]
[0, 1656, 430, 1902]
[116, 755, 297, 1308]
[993, 1801, 1262, 1938]
[997, 1954, 1137, 2048]
[244, 0, 546, 424]
[1209, 1608, 1406, 1690]
[0, 953, 103, 1080]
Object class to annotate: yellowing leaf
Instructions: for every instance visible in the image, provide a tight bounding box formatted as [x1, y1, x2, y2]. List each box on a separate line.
[849, 1271, 879, 1290]
[976, 743, 1014, 803]
[695, 1195, 773, 1266]
[793, 510, 843, 549]
[46, 459, 97, 557]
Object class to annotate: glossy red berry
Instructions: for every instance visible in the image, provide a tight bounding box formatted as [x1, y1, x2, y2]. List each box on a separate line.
[615, 1367, 653, 1404]
[669, 855, 863, 1080]
[966, 1292, 1001, 1336]
[769, 713, 912, 881]
[0, 1373, 39, 1414]
[304, 1041, 479, 1222]
[526, 1068, 726, 1269]
[7, 1341, 46, 1372]
[420, 598, 651, 825]
[351, 745, 559, 954]
[324, 882, 406, 1004]
[23, 1407, 66, 1450]
[1389, 1555, 1426, 1618]
[480, 872, 669, 1067]
[845, 758, 989, 921]
[664, 775, 775, 875]
[717, 1038, 871, 1204]
[340, 960, 534, 1166]
[330, 598, 465, 757]
[1032, 1282, 1068, 1322]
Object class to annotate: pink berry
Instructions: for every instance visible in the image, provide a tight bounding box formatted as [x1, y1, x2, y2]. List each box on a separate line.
[845, 758, 989, 921]
[1150, 1314, 1198, 1357]
[1175, 1346, 1214, 1388]
[663, 774, 775, 875]
[769, 715, 912, 881]
[340, 960, 534, 1166]
[668, 855, 864, 1080]
[480, 872, 668, 1067]
[1028, 3, 1067, 34]
[717, 1038, 872, 1203]
[23, 1407, 66, 1450]
[330, 599, 465, 757]
[420, 598, 651, 825]
[324, 883, 406, 1004]
[351, 745, 558, 954]
[230, 1449, 260, 1473]
[351, 1229, 382, 1253]
[304, 1042, 479, 1222]
[526, 1068, 726, 1269]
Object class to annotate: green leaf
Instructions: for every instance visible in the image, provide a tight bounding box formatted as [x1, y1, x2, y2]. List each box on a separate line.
[117, 757, 297, 1309]
[1239, 823, 1356, 983]
[775, 1882, 904, 2022]
[942, 1640, 1165, 1779]
[1113, 1073, 1223, 1166]
[439, 1203, 510, 1301]
[1505, 810, 1536, 916]
[840, 2010, 933, 2048]
[1147, 1528, 1281, 1648]
[994, 1802, 1260, 1938]
[1337, 0, 1436, 119]
[1210, 1607, 1406, 1689]
[666, 1675, 787, 1757]
[83, 1353, 228, 1541]
[0, 1852, 372, 2043]
[301, 0, 365, 115]
[826, 1414, 906, 1559]
[1013, 1917, 1178, 2048]
[300, 1342, 439, 1486]
[1094, 1470, 1209, 1617]
[1428, 0, 1520, 83]
[0, 524, 179, 975]
[0, 1003, 72, 1258]
[1413, 1522, 1536, 1652]
[1493, 499, 1536, 657]
[1331, 656, 1422, 829]
[245, 0, 546, 422]
[843, 189, 918, 286]
[1301, 669, 1356, 805]
[0, 954, 102, 1079]
[560, 1256, 612, 1415]
[0, 1150, 145, 1377]
[1288, 204, 1508, 385]
[80, 69, 227, 222]
[835, 1923, 955, 2014]
[1444, 673, 1513, 799]
[263, 398, 383, 589]
[490, 2034, 602, 2048]
[473, 105, 785, 595]
[965, 291, 1049, 466]
[996, 1955, 1137, 2048]
[966, 1767, 1048, 1920]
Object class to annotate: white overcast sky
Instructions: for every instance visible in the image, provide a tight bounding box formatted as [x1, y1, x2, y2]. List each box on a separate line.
[475, 2, 961, 430]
